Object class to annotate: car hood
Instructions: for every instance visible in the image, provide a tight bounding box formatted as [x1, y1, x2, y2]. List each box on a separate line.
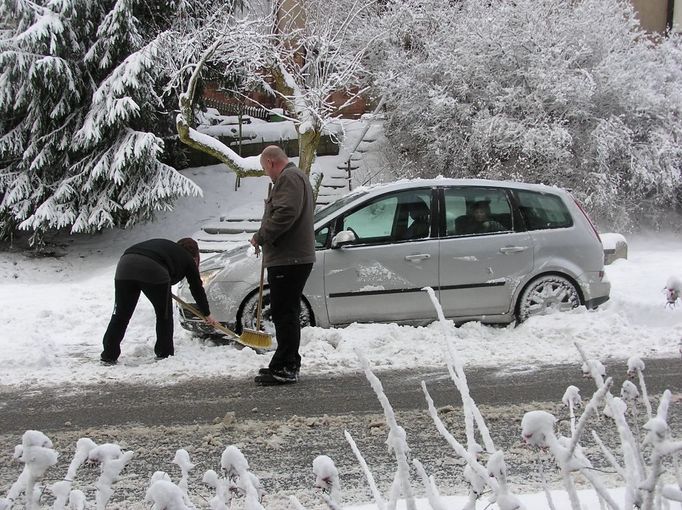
[200, 243, 261, 283]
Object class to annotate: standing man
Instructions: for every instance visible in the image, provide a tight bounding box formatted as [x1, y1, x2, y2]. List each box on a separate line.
[101, 238, 218, 364]
[250, 145, 316, 385]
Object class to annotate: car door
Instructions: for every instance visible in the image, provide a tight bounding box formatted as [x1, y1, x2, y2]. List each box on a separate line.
[323, 188, 440, 325]
[439, 186, 534, 317]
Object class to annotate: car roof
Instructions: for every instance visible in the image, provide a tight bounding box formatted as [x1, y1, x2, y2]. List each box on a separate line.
[351, 177, 569, 197]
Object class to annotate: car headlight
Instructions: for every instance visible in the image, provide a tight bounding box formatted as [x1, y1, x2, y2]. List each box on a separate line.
[200, 269, 221, 287]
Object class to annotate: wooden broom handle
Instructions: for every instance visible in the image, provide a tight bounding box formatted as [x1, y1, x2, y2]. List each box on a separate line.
[256, 183, 272, 331]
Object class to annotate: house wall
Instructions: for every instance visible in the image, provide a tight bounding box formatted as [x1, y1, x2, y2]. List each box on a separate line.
[632, 0, 670, 32]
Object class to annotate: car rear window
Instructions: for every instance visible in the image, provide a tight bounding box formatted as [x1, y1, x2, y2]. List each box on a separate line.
[515, 190, 573, 230]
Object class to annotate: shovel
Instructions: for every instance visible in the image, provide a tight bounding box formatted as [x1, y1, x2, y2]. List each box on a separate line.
[171, 293, 272, 350]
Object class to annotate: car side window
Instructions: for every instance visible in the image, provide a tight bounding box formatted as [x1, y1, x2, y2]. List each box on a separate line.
[444, 187, 512, 236]
[341, 190, 432, 244]
[315, 224, 331, 249]
[515, 190, 573, 230]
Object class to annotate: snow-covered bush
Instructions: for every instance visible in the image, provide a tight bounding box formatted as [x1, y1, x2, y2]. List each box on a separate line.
[369, 0, 682, 231]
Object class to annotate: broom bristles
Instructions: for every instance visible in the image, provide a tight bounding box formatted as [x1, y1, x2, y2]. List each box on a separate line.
[240, 328, 273, 349]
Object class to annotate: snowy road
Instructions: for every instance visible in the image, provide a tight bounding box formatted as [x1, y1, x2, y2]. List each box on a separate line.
[1, 358, 680, 506]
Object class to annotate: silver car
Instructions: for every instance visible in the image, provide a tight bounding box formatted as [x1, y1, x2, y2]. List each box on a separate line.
[178, 178, 610, 336]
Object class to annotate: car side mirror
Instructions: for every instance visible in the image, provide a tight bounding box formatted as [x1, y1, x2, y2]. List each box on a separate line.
[331, 230, 357, 249]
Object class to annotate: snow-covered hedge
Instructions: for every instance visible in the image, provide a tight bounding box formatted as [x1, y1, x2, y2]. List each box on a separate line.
[370, 0, 682, 231]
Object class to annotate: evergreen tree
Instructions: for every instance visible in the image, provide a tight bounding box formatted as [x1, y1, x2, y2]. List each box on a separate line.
[0, 0, 205, 244]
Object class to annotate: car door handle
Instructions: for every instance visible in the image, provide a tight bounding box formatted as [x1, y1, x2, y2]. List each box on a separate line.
[405, 254, 431, 262]
[499, 246, 528, 254]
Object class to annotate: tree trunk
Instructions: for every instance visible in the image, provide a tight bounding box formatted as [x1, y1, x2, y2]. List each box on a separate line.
[298, 128, 320, 175]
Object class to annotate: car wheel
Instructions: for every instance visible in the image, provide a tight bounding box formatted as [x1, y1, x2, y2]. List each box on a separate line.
[237, 288, 314, 335]
[517, 275, 581, 322]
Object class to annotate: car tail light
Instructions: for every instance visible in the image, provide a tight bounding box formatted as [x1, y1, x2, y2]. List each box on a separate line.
[572, 196, 602, 245]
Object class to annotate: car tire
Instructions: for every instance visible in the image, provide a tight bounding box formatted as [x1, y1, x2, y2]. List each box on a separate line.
[517, 275, 581, 322]
[237, 288, 314, 335]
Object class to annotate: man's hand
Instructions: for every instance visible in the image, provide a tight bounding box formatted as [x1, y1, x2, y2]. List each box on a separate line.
[204, 314, 220, 327]
[250, 236, 261, 257]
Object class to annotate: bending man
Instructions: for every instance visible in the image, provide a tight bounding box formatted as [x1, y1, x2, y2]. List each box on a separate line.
[101, 238, 218, 364]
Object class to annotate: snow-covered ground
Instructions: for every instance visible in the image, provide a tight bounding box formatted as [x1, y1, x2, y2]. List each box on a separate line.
[0, 163, 680, 389]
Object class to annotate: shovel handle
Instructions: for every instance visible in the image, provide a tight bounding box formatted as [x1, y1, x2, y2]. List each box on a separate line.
[255, 182, 272, 331]
[171, 293, 239, 339]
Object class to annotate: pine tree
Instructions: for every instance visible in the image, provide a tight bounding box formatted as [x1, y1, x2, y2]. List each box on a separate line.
[0, 0, 203, 244]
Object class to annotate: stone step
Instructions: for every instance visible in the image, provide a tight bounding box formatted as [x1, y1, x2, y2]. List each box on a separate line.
[218, 216, 261, 222]
[195, 232, 253, 242]
[320, 183, 348, 189]
[198, 241, 244, 251]
[202, 221, 260, 234]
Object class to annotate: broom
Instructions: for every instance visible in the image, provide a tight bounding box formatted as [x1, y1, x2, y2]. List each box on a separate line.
[171, 293, 272, 350]
[239, 251, 273, 348]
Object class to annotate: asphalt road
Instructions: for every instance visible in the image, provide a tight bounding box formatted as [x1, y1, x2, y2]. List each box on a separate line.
[1, 357, 680, 507]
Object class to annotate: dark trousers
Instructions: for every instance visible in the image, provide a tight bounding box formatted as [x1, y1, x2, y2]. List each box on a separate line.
[101, 279, 173, 361]
[267, 263, 313, 372]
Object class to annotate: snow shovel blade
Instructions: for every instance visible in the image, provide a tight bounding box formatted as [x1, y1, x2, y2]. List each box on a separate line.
[171, 294, 270, 350]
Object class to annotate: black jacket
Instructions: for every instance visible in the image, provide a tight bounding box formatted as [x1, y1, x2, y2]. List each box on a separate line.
[124, 239, 210, 315]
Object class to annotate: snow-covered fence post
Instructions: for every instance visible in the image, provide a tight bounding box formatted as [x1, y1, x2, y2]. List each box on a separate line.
[357, 353, 416, 510]
[50, 437, 96, 510]
[87, 443, 134, 510]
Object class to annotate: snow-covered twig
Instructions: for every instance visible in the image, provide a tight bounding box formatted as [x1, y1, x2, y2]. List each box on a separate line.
[562, 386, 581, 436]
[344, 431, 386, 510]
[627, 356, 653, 420]
[412, 459, 447, 510]
[313, 455, 342, 506]
[50, 437, 96, 510]
[357, 353, 416, 510]
[220, 446, 264, 510]
[591, 430, 626, 479]
[576, 343, 645, 507]
[536, 452, 558, 510]
[5, 431, 59, 510]
[88, 443, 134, 510]
[421, 382, 499, 495]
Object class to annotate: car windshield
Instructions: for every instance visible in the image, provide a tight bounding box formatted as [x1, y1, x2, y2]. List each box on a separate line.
[314, 191, 369, 223]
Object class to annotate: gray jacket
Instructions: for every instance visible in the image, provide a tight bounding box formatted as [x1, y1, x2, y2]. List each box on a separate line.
[254, 162, 316, 268]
